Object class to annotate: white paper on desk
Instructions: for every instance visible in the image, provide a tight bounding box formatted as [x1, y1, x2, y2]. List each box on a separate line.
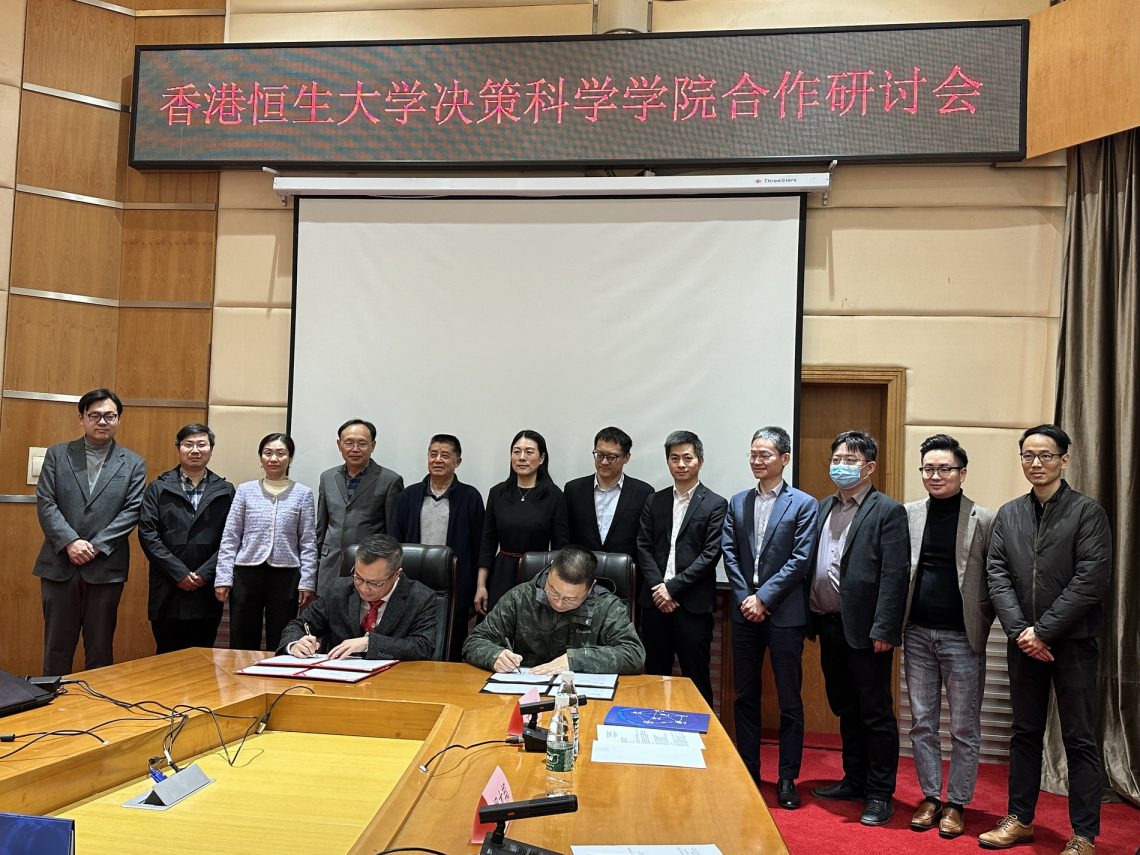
[589, 740, 706, 769]
[312, 658, 396, 672]
[571, 845, 722, 854]
[544, 684, 615, 700]
[482, 682, 541, 695]
[486, 671, 548, 684]
[238, 664, 308, 677]
[553, 673, 618, 689]
[596, 725, 704, 750]
[257, 654, 327, 666]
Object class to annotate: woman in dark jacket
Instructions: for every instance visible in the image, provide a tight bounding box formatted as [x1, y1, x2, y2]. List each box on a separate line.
[138, 423, 235, 654]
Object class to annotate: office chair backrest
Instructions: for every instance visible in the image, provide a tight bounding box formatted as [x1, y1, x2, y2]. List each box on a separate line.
[517, 550, 635, 620]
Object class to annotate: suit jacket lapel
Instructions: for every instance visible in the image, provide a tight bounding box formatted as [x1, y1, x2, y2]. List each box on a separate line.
[909, 500, 928, 575]
[374, 577, 408, 635]
[841, 489, 877, 558]
[678, 485, 705, 535]
[757, 488, 793, 562]
[67, 439, 92, 502]
[742, 489, 758, 564]
[86, 443, 125, 507]
[585, 481, 605, 546]
[348, 461, 380, 506]
[956, 495, 977, 589]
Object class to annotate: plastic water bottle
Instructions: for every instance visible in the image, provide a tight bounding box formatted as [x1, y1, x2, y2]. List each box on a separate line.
[560, 671, 580, 758]
[544, 692, 574, 796]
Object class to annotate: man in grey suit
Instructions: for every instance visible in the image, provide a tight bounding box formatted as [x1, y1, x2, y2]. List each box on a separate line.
[315, 419, 404, 599]
[903, 434, 995, 838]
[280, 534, 437, 661]
[35, 389, 147, 675]
[808, 430, 909, 827]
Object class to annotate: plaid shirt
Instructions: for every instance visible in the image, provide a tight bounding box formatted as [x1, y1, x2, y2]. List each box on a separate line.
[179, 469, 207, 511]
[345, 469, 365, 501]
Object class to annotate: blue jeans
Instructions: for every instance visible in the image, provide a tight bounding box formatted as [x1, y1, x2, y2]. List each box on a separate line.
[903, 624, 985, 805]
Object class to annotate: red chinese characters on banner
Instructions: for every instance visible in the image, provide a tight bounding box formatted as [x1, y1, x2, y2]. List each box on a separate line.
[157, 65, 988, 129]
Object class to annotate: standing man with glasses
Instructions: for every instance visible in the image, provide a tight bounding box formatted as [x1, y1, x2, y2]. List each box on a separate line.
[279, 533, 438, 661]
[315, 419, 404, 599]
[34, 388, 147, 675]
[564, 426, 654, 566]
[902, 434, 995, 838]
[722, 426, 818, 808]
[637, 430, 728, 705]
[808, 429, 909, 827]
[463, 545, 645, 675]
[980, 425, 1111, 855]
[138, 423, 236, 654]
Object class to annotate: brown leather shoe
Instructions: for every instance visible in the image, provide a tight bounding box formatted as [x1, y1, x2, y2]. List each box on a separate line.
[979, 815, 1034, 849]
[1059, 835, 1095, 855]
[939, 806, 964, 838]
[909, 800, 942, 831]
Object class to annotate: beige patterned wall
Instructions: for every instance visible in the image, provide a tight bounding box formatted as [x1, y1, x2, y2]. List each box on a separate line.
[211, 0, 1063, 512]
[0, 0, 23, 424]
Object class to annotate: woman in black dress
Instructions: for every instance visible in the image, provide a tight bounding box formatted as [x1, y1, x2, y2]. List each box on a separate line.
[474, 429, 569, 614]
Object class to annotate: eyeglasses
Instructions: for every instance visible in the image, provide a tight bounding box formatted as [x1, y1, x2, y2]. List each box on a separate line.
[592, 451, 623, 464]
[339, 440, 372, 450]
[1020, 452, 1060, 464]
[85, 412, 119, 424]
[179, 441, 211, 451]
[352, 569, 398, 590]
[261, 449, 290, 459]
[829, 456, 865, 466]
[920, 466, 962, 477]
[749, 452, 780, 462]
[544, 582, 585, 607]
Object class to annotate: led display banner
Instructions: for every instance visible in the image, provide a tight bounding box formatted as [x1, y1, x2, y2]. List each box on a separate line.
[130, 22, 1027, 169]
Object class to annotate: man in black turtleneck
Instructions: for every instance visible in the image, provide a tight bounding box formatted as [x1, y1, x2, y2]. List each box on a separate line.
[901, 434, 995, 839]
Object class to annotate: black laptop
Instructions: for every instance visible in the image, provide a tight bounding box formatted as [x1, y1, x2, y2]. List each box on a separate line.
[0, 671, 57, 718]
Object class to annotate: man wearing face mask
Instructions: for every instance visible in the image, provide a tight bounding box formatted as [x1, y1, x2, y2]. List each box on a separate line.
[808, 430, 909, 827]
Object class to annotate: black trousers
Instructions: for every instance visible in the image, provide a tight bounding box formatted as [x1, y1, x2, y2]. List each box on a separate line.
[814, 612, 899, 800]
[732, 618, 806, 782]
[151, 617, 222, 655]
[640, 605, 714, 706]
[40, 576, 124, 676]
[1007, 637, 1101, 839]
[228, 565, 300, 652]
[448, 604, 474, 663]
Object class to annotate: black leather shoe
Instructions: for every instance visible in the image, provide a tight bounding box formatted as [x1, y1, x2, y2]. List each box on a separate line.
[776, 778, 800, 809]
[812, 780, 865, 801]
[860, 798, 894, 826]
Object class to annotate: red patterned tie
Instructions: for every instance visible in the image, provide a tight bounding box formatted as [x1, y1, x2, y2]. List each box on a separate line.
[361, 599, 384, 633]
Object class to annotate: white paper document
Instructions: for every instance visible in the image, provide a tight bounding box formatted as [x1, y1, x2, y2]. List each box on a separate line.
[553, 673, 618, 689]
[481, 682, 540, 695]
[589, 740, 706, 769]
[571, 846, 723, 854]
[544, 684, 616, 700]
[595, 725, 704, 750]
[486, 671, 547, 684]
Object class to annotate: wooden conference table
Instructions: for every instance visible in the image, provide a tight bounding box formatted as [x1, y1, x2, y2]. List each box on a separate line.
[0, 649, 787, 854]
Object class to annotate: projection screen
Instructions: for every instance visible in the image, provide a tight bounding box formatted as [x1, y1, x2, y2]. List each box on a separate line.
[290, 195, 804, 505]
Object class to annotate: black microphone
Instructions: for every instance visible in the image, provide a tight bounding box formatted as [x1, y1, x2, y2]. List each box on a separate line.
[518, 695, 589, 716]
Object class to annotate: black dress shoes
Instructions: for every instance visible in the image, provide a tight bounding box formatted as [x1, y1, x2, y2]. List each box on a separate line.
[776, 778, 800, 809]
[811, 780, 865, 801]
[860, 798, 894, 826]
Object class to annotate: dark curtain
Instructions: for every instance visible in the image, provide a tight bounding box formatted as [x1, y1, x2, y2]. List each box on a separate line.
[1052, 129, 1139, 805]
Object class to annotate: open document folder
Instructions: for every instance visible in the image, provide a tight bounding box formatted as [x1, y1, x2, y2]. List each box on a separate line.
[236, 654, 397, 683]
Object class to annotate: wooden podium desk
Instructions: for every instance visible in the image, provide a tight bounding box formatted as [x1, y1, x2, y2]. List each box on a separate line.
[0, 649, 787, 854]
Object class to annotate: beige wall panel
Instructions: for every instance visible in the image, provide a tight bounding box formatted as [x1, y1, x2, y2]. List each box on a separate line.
[229, 0, 578, 10]
[205, 404, 287, 483]
[23, 0, 134, 104]
[804, 207, 1062, 317]
[226, 5, 591, 42]
[209, 307, 291, 406]
[902, 425, 1032, 511]
[121, 209, 216, 303]
[136, 0, 225, 10]
[214, 209, 293, 308]
[654, 0, 1047, 31]
[0, 187, 11, 290]
[114, 404, 208, 482]
[134, 15, 225, 48]
[3, 296, 118, 395]
[218, 171, 288, 211]
[17, 94, 124, 200]
[803, 315, 1056, 428]
[11, 193, 123, 299]
[0, 398, 84, 494]
[0, 503, 50, 676]
[0, 0, 26, 88]
[123, 169, 219, 205]
[116, 308, 212, 402]
[0, 83, 18, 188]
[814, 164, 1066, 211]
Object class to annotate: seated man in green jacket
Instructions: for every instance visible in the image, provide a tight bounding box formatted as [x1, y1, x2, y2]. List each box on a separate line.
[463, 545, 645, 675]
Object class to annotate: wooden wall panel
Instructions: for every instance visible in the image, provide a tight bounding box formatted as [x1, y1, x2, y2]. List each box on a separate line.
[120, 210, 216, 303]
[11, 193, 123, 298]
[113, 404, 208, 482]
[16, 94, 125, 200]
[123, 170, 219, 206]
[134, 16, 225, 48]
[22, 0, 134, 104]
[3, 296, 118, 395]
[115, 308, 212, 402]
[0, 398, 83, 494]
[0, 503, 51, 677]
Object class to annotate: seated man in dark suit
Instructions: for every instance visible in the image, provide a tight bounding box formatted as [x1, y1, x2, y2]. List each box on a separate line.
[564, 426, 655, 565]
[279, 533, 437, 661]
[462, 546, 645, 675]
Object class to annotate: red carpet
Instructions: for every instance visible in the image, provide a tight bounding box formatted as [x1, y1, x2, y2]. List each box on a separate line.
[758, 741, 1140, 855]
